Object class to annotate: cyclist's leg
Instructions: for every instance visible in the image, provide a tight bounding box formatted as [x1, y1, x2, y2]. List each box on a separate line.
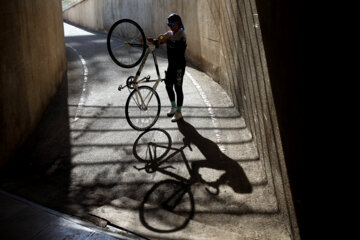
[165, 69, 177, 117]
[165, 69, 176, 103]
[174, 66, 185, 110]
[168, 66, 185, 121]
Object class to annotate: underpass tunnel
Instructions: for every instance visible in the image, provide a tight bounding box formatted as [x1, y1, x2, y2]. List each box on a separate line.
[64, 1, 304, 238]
[1, 0, 303, 239]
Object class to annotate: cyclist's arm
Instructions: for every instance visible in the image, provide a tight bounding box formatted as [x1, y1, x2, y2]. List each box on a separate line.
[146, 34, 167, 44]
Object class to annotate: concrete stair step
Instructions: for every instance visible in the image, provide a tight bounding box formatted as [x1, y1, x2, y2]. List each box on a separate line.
[90, 197, 248, 240]
[68, 159, 267, 197]
[192, 212, 293, 240]
[69, 126, 252, 144]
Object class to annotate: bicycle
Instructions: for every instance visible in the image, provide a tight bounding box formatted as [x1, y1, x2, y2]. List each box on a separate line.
[107, 19, 166, 131]
[132, 128, 219, 233]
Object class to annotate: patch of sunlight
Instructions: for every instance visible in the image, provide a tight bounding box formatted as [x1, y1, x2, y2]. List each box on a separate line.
[64, 22, 95, 37]
[198, 168, 226, 183]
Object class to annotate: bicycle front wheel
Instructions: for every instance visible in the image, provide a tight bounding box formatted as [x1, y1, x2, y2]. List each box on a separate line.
[139, 179, 195, 233]
[107, 19, 146, 68]
[125, 86, 161, 131]
[133, 128, 172, 163]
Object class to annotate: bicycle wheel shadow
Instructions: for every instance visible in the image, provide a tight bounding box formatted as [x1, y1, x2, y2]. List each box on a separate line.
[177, 118, 252, 194]
[139, 179, 195, 234]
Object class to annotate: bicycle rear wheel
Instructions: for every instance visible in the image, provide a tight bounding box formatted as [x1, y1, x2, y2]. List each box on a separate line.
[125, 86, 161, 131]
[133, 128, 172, 163]
[107, 19, 146, 68]
[139, 179, 195, 233]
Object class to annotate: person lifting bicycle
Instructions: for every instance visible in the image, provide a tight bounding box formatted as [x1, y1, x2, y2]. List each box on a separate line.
[147, 13, 187, 122]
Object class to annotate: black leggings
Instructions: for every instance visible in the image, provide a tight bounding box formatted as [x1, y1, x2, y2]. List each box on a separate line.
[165, 66, 185, 107]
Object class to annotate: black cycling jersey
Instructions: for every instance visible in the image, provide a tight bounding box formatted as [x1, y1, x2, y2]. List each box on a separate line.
[164, 30, 187, 69]
[167, 38, 186, 68]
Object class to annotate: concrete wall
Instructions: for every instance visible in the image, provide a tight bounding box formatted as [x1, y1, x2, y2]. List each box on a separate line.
[64, 1, 301, 238]
[0, 1, 67, 167]
[254, 0, 304, 236]
[63, 0, 221, 79]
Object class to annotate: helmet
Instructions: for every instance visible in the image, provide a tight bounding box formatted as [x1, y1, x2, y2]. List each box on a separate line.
[168, 13, 184, 30]
[168, 13, 181, 22]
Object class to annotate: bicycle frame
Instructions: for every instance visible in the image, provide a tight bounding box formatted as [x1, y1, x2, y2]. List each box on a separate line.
[136, 141, 193, 184]
[118, 43, 163, 110]
[134, 137, 220, 195]
[133, 44, 163, 91]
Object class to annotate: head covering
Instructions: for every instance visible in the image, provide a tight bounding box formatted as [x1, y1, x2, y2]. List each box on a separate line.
[168, 13, 184, 30]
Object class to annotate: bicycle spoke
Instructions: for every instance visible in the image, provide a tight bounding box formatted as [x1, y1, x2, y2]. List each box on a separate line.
[111, 43, 126, 50]
[107, 19, 146, 68]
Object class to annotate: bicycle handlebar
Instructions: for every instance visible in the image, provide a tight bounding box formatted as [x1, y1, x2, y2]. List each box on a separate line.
[145, 36, 160, 48]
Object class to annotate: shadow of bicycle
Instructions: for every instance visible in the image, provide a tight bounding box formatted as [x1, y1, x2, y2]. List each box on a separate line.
[135, 119, 252, 233]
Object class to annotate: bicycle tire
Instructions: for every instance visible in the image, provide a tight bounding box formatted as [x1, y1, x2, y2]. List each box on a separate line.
[133, 128, 172, 163]
[107, 19, 146, 68]
[125, 86, 161, 131]
[139, 179, 195, 233]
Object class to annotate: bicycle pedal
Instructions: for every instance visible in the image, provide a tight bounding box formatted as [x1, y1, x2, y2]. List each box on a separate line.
[118, 85, 122, 91]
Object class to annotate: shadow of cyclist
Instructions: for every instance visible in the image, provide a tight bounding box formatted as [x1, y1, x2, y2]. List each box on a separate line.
[177, 119, 252, 194]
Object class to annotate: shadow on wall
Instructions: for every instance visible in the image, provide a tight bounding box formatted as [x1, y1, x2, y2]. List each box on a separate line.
[0, 76, 72, 213]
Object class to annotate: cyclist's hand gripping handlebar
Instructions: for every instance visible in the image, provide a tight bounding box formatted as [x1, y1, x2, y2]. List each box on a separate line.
[145, 36, 156, 47]
[146, 35, 163, 48]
